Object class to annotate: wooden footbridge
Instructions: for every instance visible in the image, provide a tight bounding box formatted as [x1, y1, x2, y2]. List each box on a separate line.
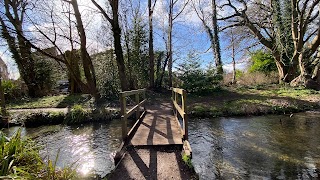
[108, 88, 194, 179]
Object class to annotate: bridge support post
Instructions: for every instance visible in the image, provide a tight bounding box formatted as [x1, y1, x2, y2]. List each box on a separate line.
[182, 90, 188, 141]
[120, 92, 127, 141]
[135, 93, 140, 120]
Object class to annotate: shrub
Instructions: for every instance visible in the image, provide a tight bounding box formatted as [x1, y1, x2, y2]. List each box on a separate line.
[237, 71, 278, 86]
[64, 104, 88, 124]
[249, 50, 277, 74]
[178, 52, 221, 94]
[182, 154, 193, 169]
[1, 80, 25, 100]
[0, 129, 42, 178]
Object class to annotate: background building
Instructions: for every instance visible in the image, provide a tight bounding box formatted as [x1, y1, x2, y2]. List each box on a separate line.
[0, 57, 9, 80]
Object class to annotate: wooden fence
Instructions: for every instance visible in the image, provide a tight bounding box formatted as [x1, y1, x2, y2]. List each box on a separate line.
[120, 88, 147, 141]
[171, 88, 188, 140]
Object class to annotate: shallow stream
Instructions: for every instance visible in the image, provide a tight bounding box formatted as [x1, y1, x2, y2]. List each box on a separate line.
[4, 112, 320, 179]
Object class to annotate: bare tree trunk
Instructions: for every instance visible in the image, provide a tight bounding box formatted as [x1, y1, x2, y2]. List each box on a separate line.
[148, 0, 156, 89]
[155, 52, 164, 87]
[71, 0, 100, 99]
[0, 2, 43, 97]
[167, 0, 174, 87]
[91, 0, 129, 91]
[211, 0, 223, 75]
[159, 54, 169, 88]
[230, 30, 236, 84]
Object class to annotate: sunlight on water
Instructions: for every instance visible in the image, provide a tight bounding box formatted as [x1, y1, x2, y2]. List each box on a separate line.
[4, 121, 122, 178]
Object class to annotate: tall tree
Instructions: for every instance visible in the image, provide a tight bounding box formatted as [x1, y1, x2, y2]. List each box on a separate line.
[220, 0, 320, 88]
[193, 0, 223, 77]
[91, 0, 130, 90]
[167, 0, 189, 87]
[0, 0, 42, 97]
[69, 0, 99, 99]
[19, 0, 100, 98]
[122, 1, 149, 89]
[211, 0, 223, 75]
[148, 0, 157, 88]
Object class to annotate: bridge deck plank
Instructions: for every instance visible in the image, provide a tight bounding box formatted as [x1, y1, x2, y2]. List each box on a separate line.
[130, 103, 183, 146]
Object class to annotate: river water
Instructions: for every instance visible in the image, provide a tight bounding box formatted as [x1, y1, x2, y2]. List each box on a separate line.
[4, 112, 320, 179]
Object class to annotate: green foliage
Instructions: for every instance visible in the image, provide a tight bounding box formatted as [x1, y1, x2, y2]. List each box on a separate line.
[64, 104, 88, 124]
[92, 50, 120, 98]
[0, 129, 41, 178]
[178, 52, 221, 93]
[34, 58, 54, 95]
[124, 11, 149, 88]
[0, 129, 77, 179]
[249, 50, 277, 74]
[1, 80, 27, 100]
[182, 154, 193, 169]
[235, 70, 244, 78]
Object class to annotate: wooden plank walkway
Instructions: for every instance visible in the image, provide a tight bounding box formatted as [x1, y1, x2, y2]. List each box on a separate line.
[130, 103, 183, 146]
[108, 102, 196, 180]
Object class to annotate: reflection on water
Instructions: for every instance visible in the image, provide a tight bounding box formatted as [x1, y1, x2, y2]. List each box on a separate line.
[3, 120, 124, 178]
[189, 112, 320, 179]
[4, 112, 320, 179]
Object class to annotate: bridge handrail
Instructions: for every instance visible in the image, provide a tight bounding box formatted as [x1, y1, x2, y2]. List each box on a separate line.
[120, 88, 146, 141]
[171, 87, 188, 140]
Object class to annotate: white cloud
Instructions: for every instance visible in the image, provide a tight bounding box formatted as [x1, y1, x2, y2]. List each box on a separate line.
[223, 60, 249, 73]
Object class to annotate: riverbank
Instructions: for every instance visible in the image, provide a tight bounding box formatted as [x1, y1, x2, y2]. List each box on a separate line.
[188, 85, 320, 117]
[3, 85, 320, 127]
[4, 105, 119, 128]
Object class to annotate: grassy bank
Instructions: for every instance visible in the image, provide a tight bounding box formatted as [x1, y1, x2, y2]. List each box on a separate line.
[7, 105, 119, 127]
[188, 85, 320, 118]
[7, 94, 95, 109]
[5, 85, 320, 126]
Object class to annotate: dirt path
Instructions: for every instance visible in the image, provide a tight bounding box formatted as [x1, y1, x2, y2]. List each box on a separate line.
[8, 108, 70, 114]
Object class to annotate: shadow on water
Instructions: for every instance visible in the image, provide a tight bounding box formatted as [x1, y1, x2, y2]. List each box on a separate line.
[189, 112, 320, 179]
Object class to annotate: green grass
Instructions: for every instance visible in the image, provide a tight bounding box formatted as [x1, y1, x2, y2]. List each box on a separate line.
[238, 85, 319, 98]
[189, 85, 320, 117]
[7, 94, 93, 109]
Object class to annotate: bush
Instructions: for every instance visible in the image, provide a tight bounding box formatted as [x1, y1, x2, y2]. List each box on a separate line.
[64, 104, 88, 124]
[249, 50, 277, 74]
[2, 80, 25, 100]
[178, 52, 221, 94]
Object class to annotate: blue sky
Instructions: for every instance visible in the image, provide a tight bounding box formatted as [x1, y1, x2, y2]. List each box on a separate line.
[0, 0, 249, 80]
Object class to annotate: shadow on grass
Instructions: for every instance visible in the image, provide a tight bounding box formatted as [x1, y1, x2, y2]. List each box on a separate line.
[56, 94, 92, 108]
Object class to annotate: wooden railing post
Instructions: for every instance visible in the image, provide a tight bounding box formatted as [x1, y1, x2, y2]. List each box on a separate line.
[182, 89, 188, 140]
[171, 88, 188, 141]
[135, 93, 140, 120]
[120, 92, 127, 140]
[143, 89, 146, 110]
